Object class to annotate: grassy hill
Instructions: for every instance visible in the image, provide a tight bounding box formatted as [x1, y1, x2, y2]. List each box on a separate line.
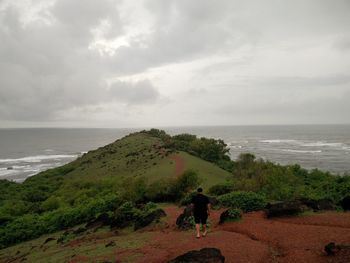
[67, 132, 231, 187]
[0, 129, 349, 262]
[0, 130, 232, 250]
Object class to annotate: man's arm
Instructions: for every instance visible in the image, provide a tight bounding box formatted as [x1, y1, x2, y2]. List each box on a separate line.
[190, 196, 195, 209]
[207, 203, 211, 216]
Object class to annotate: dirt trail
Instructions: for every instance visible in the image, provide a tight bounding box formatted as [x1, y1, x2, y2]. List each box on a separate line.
[168, 154, 185, 177]
[118, 206, 350, 263]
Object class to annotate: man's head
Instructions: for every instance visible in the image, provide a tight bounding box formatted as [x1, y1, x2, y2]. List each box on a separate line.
[197, 187, 203, 193]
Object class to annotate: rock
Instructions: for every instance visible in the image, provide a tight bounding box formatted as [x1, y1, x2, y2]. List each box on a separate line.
[316, 198, 336, 210]
[208, 196, 219, 206]
[219, 209, 241, 224]
[43, 237, 55, 244]
[176, 205, 193, 230]
[325, 242, 337, 255]
[57, 231, 69, 244]
[168, 248, 225, 263]
[183, 205, 193, 217]
[57, 237, 64, 244]
[105, 241, 116, 248]
[340, 196, 350, 211]
[325, 242, 350, 256]
[7, 167, 13, 170]
[266, 200, 306, 218]
[299, 198, 335, 211]
[110, 204, 136, 229]
[134, 208, 167, 230]
[73, 227, 87, 234]
[85, 213, 111, 229]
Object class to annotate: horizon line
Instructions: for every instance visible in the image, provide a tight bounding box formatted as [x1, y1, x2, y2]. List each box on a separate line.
[0, 123, 350, 129]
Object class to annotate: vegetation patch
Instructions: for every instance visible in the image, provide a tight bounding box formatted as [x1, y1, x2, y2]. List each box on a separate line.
[218, 191, 267, 212]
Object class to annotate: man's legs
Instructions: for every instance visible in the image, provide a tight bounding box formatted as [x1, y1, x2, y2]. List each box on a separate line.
[202, 224, 207, 236]
[195, 224, 201, 238]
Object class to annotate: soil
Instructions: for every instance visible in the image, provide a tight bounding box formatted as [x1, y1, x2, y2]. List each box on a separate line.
[116, 206, 350, 263]
[168, 154, 185, 177]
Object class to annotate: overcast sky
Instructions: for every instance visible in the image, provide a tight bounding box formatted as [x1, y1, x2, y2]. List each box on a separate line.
[0, 0, 349, 128]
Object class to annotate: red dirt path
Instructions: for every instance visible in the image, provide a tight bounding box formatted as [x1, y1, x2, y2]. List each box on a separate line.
[118, 206, 350, 263]
[168, 154, 185, 177]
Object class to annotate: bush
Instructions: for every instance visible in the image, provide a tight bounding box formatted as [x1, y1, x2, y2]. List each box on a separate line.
[111, 202, 141, 228]
[146, 179, 177, 202]
[219, 208, 242, 224]
[173, 170, 201, 195]
[41, 196, 61, 212]
[146, 170, 200, 202]
[143, 202, 157, 211]
[227, 208, 241, 220]
[121, 177, 148, 203]
[218, 191, 267, 212]
[179, 192, 197, 206]
[0, 193, 121, 248]
[208, 184, 233, 196]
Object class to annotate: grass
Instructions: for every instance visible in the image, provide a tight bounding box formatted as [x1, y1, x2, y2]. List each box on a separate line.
[0, 131, 234, 259]
[43, 132, 231, 190]
[0, 225, 150, 263]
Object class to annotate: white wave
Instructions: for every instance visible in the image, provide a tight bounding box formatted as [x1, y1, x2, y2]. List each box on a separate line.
[229, 145, 243, 149]
[0, 169, 18, 177]
[44, 149, 54, 152]
[301, 142, 344, 147]
[260, 139, 298, 144]
[282, 149, 322, 154]
[229, 140, 248, 144]
[11, 165, 31, 169]
[0, 154, 78, 163]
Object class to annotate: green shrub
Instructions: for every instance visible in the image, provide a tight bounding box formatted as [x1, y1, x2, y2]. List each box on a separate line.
[173, 170, 201, 194]
[41, 196, 61, 212]
[226, 208, 242, 221]
[0, 200, 32, 217]
[146, 178, 176, 202]
[208, 184, 233, 196]
[218, 191, 267, 212]
[0, 193, 121, 248]
[146, 170, 200, 202]
[112, 201, 141, 228]
[121, 177, 148, 203]
[143, 202, 157, 211]
[179, 192, 197, 206]
[168, 170, 201, 201]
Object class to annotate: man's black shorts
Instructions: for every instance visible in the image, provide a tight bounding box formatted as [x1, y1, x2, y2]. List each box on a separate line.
[194, 212, 208, 224]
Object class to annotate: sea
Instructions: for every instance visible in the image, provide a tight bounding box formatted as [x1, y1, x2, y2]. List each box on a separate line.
[0, 125, 349, 182]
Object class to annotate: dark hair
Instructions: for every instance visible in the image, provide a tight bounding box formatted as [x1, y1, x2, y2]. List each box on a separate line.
[197, 187, 203, 193]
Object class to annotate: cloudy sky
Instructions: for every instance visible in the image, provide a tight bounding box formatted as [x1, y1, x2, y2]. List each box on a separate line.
[0, 0, 349, 128]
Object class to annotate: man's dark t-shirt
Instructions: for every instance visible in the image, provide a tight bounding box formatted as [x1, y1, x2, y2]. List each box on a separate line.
[191, 194, 209, 215]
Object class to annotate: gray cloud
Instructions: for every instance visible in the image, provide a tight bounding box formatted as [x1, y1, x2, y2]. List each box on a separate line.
[0, 0, 160, 121]
[255, 75, 350, 88]
[0, 0, 349, 127]
[109, 80, 160, 105]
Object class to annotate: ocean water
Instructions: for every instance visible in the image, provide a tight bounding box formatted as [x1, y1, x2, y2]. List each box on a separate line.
[0, 125, 349, 182]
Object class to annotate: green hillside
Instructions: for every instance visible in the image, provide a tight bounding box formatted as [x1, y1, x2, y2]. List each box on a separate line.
[1, 129, 349, 259]
[44, 131, 230, 187]
[0, 130, 232, 249]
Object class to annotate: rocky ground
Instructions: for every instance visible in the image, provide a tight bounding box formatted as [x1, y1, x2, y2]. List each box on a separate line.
[109, 206, 350, 263]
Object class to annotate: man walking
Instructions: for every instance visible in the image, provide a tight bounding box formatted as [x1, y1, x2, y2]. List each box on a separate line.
[191, 187, 210, 238]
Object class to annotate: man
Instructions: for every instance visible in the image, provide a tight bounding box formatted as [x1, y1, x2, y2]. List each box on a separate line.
[191, 187, 210, 238]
